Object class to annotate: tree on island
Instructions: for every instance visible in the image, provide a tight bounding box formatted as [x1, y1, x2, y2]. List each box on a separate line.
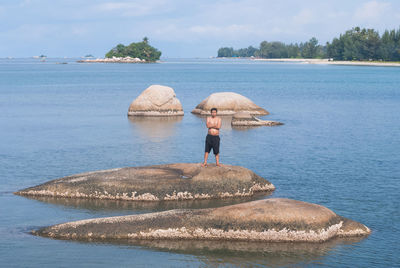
[217, 26, 400, 61]
[326, 27, 400, 61]
[218, 38, 325, 59]
[105, 37, 161, 62]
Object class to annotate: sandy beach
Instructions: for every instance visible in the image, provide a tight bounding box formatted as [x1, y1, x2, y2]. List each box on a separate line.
[252, 58, 400, 67]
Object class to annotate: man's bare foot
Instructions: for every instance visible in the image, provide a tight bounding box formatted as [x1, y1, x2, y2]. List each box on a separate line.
[201, 162, 207, 167]
[216, 163, 222, 167]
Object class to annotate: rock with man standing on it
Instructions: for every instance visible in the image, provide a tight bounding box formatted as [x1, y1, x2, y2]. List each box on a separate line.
[192, 92, 269, 115]
[15, 163, 275, 201]
[128, 85, 184, 116]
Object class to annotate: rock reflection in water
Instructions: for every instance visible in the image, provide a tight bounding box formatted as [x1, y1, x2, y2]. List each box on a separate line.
[134, 237, 365, 266]
[128, 116, 183, 142]
[81, 237, 366, 267]
[231, 125, 263, 131]
[25, 192, 271, 213]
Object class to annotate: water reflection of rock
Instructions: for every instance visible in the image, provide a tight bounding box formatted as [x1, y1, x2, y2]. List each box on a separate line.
[128, 116, 183, 142]
[76, 237, 366, 267]
[132, 237, 365, 266]
[25, 193, 271, 212]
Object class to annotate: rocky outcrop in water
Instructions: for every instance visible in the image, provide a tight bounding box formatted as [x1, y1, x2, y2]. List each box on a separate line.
[191, 92, 269, 115]
[77, 56, 146, 63]
[231, 111, 283, 127]
[15, 163, 274, 201]
[128, 85, 184, 116]
[32, 198, 371, 242]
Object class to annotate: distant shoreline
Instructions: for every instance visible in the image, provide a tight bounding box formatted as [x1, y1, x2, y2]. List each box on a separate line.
[250, 58, 400, 67]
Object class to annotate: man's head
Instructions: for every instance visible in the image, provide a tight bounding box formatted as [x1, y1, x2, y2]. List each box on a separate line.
[211, 108, 217, 117]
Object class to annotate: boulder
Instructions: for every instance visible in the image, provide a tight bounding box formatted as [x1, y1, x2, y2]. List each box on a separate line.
[191, 92, 269, 115]
[128, 85, 184, 116]
[15, 163, 275, 201]
[231, 111, 283, 127]
[32, 198, 371, 243]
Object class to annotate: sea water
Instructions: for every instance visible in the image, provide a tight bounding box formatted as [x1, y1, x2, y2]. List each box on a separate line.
[0, 58, 399, 267]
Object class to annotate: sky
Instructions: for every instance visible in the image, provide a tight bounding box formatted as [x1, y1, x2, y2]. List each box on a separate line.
[0, 0, 399, 58]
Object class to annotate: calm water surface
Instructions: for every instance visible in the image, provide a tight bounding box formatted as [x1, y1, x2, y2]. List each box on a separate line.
[0, 58, 399, 267]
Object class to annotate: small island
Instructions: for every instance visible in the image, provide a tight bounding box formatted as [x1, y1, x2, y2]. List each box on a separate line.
[78, 37, 161, 63]
[217, 26, 400, 66]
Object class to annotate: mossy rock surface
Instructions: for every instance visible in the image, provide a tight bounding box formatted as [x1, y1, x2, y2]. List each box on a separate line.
[33, 198, 371, 242]
[15, 163, 274, 201]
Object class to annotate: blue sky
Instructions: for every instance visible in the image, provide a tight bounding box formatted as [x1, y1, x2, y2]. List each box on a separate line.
[1, 0, 399, 58]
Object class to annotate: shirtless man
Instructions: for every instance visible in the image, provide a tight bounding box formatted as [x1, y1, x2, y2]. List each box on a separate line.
[202, 108, 222, 167]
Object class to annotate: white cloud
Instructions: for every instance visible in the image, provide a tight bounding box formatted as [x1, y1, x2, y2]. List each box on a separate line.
[325, 11, 348, 20]
[293, 9, 315, 25]
[2, 0, 400, 57]
[189, 24, 249, 35]
[94, 0, 169, 17]
[97, 2, 129, 11]
[3, 24, 57, 41]
[71, 26, 88, 36]
[19, 0, 32, 7]
[354, 1, 391, 20]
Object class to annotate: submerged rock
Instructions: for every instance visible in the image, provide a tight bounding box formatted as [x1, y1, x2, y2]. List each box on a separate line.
[191, 92, 269, 115]
[128, 85, 184, 116]
[15, 163, 274, 201]
[32, 198, 371, 242]
[231, 111, 283, 127]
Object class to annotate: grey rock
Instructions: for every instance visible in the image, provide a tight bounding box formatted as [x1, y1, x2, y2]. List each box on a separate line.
[32, 198, 371, 243]
[128, 85, 184, 116]
[15, 163, 275, 201]
[192, 92, 268, 115]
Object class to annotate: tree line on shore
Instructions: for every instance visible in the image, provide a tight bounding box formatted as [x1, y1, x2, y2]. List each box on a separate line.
[105, 37, 161, 62]
[217, 27, 400, 61]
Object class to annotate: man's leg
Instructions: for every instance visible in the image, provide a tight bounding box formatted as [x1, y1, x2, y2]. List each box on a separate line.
[214, 136, 221, 166]
[215, 154, 221, 166]
[202, 152, 209, 166]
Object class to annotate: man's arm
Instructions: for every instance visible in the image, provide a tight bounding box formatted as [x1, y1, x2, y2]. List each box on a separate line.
[206, 117, 213, 129]
[206, 118, 220, 130]
[216, 118, 222, 130]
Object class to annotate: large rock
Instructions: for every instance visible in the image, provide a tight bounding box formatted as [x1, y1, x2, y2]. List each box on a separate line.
[15, 163, 275, 201]
[231, 111, 283, 127]
[32, 198, 371, 242]
[128, 85, 184, 116]
[191, 92, 269, 115]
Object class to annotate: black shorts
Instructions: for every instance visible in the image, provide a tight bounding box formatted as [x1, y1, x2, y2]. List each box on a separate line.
[205, 134, 220, 155]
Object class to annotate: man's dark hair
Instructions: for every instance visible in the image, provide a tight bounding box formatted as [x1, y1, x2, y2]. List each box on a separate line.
[211, 108, 218, 113]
